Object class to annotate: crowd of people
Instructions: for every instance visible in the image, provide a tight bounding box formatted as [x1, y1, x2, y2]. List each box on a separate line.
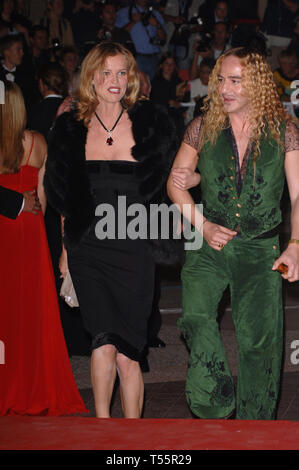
[0, 1, 298, 125]
[0, 0, 299, 420]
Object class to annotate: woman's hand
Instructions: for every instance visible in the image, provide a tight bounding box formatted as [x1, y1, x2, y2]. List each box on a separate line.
[203, 221, 237, 251]
[272, 244, 299, 282]
[59, 247, 68, 279]
[56, 96, 72, 117]
[171, 167, 201, 190]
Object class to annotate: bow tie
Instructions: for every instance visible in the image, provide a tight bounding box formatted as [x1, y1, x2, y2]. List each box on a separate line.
[5, 71, 15, 82]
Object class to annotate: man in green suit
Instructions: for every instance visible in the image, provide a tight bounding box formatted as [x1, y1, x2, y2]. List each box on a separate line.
[167, 47, 299, 420]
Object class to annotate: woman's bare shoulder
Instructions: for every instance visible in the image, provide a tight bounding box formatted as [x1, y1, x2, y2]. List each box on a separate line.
[23, 130, 47, 167]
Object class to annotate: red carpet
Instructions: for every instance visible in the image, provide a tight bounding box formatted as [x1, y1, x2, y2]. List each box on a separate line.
[1, 417, 299, 450]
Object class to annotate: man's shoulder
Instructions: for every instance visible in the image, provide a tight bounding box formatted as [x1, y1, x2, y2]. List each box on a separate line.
[153, 8, 165, 24]
[116, 5, 130, 17]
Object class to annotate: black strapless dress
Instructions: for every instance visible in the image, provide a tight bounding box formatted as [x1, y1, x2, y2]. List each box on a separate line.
[67, 160, 155, 362]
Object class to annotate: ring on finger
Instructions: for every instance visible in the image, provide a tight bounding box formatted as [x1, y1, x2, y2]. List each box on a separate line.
[218, 243, 224, 249]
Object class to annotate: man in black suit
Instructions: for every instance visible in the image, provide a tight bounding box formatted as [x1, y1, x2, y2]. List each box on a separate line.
[198, 0, 230, 31]
[27, 63, 66, 287]
[96, 1, 136, 56]
[0, 34, 38, 114]
[0, 186, 41, 219]
[27, 62, 67, 139]
[28, 25, 52, 74]
[28, 61, 91, 356]
[27, 61, 67, 289]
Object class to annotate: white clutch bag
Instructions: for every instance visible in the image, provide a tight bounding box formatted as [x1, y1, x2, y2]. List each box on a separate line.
[60, 271, 79, 308]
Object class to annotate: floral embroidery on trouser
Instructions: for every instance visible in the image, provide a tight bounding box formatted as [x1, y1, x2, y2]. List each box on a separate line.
[179, 236, 283, 420]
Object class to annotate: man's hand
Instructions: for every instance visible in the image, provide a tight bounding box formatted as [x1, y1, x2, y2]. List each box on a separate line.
[149, 15, 159, 27]
[199, 48, 214, 59]
[203, 221, 237, 251]
[272, 244, 299, 282]
[22, 190, 41, 215]
[97, 28, 105, 40]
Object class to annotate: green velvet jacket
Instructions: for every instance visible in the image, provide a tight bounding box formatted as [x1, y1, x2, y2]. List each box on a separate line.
[198, 126, 286, 239]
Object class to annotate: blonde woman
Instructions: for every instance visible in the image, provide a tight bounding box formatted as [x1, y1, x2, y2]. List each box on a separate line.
[0, 82, 87, 416]
[167, 47, 299, 420]
[44, 42, 178, 418]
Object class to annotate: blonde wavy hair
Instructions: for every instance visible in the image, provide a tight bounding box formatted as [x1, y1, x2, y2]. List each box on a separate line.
[199, 47, 293, 175]
[76, 42, 140, 126]
[0, 82, 26, 174]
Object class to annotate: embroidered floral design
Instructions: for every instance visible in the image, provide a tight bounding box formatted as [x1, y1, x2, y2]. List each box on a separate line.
[249, 192, 262, 205]
[188, 352, 234, 408]
[210, 374, 234, 407]
[202, 199, 232, 228]
[237, 389, 277, 420]
[218, 191, 229, 204]
[237, 358, 278, 419]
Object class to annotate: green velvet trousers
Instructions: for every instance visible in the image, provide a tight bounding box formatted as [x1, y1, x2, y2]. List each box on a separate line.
[179, 235, 283, 420]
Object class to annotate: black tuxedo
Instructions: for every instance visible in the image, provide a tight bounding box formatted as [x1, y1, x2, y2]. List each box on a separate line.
[0, 185, 23, 219]
[28, 94, 91, 355]
[27, 95, 64, 271]
[0, 62, 39, 114]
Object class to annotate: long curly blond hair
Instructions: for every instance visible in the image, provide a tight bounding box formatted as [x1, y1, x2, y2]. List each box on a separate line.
[198, 47, 294, 174]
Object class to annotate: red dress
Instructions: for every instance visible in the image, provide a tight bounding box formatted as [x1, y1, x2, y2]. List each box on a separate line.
[0, 137, 88, 416]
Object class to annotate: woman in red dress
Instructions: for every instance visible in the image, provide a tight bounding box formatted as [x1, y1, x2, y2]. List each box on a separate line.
[0, 82, 87, 416]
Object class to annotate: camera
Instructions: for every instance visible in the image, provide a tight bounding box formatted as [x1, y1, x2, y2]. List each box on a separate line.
[140, 6, 154, 27]
[101, 30, 112, 41]
[129, 2, 155, 27]
[196, 32, 212, 53]
[51, 37, 61, 52]
[49, 38, 62, 60]
[149, 35, 164, 46]
[176, 15, 203, 45]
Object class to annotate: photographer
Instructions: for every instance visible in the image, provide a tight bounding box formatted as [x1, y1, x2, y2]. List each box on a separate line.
[28, 25, 51, 72]
[96, 1, 135, 56]
[190, 21, 230, 79]
[70, 0, 100, 57]
[40, 0, 74, 48]
[198, 0, 230, 31]
[0, 33, 38, 113]
[162, 0, 203, 70]
[116, 0, 166, 79]
[151, 52, 185, 137]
